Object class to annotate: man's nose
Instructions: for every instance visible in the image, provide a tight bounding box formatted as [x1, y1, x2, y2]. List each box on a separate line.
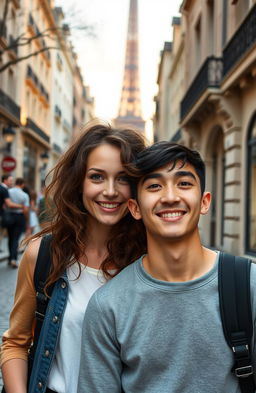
[160, 185, 180, 204]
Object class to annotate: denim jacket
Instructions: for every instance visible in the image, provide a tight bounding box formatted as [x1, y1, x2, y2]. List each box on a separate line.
[28, 272, 69, 393]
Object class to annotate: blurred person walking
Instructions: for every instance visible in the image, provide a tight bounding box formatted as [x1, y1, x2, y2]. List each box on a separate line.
[0, 175, 24, 257]
[6, 178, 29, 268]
[28, 190, 39, 235]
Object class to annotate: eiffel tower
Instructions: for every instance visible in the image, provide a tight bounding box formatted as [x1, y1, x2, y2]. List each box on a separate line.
[114, 0, 145, 132]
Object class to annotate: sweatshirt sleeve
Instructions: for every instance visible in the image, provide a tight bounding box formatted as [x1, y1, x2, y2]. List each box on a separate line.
[0, 245, 37, 366]
[78, 291, 123, 393]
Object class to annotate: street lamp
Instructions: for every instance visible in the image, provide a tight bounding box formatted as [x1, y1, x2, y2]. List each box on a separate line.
[2, 126, 16, 152]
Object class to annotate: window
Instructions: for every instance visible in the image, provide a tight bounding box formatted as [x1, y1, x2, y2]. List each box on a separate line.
[246, 115, 256, 255]
[23, 141, 37, 189]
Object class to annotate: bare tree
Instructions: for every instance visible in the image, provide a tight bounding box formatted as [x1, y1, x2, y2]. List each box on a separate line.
[0, 0, 94, 73]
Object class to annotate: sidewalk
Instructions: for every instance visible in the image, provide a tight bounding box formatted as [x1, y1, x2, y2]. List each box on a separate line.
[0, 233, 26, 263]
[0, 234, 10, 263]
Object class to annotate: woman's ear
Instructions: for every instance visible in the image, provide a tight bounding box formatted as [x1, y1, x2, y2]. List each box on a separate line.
[128, 199, 142, 220]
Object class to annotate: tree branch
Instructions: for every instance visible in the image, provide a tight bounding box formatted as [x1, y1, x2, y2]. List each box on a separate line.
[0, 46, 58, 73]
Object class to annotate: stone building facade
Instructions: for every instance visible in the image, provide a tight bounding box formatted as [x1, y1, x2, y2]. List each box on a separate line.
[154, 0, 256, 259]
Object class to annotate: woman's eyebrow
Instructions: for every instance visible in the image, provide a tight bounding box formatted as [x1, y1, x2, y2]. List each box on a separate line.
[87, 168, 105, 172]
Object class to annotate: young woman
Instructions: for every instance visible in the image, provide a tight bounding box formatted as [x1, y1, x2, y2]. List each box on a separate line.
[0, 122, 147, 393]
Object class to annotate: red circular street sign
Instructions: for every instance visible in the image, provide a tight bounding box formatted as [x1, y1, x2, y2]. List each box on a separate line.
[1, 156, 17, 172]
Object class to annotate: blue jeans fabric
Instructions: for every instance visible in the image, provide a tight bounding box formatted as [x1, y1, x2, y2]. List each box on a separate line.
[28, 273, 69, 393]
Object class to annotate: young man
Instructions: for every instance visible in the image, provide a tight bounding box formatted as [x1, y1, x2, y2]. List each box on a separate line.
[77, 142, 256, 393]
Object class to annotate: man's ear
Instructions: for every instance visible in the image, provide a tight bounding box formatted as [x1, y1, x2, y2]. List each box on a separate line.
[200, 192, 211, 215]
[128, 198, 142, 220]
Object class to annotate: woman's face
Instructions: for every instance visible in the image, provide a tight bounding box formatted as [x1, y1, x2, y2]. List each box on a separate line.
[82, 143, 131, 227]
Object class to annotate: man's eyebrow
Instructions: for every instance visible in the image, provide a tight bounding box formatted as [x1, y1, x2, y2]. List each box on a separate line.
[174, 171, 197, 181]
[141, 173, 162, 184]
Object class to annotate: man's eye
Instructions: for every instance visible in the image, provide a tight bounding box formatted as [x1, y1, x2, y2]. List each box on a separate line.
[147, 183, 161, 190]
[90, 174, 103, 181]
[179, 181, 192, 187]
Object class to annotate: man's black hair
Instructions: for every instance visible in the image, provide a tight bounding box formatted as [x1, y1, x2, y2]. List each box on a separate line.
[2, 174, 11, 182]
[133, 141, 205, 195]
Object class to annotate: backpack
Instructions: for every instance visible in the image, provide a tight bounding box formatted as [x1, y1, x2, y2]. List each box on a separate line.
[26, 247, 256, 393]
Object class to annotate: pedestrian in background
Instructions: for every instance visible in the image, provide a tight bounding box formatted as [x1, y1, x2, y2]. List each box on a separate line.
[0, 175, 24, 258]
[6, 178, 29, 268]
[0, 122, 146, 393]
[28, 190, 39, 235]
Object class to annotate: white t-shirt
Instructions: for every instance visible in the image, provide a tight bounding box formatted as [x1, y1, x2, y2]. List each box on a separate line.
[48, 263, 106, 393]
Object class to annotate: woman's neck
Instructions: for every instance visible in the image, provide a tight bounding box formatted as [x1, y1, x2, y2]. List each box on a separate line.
[80, 218, 112, 269]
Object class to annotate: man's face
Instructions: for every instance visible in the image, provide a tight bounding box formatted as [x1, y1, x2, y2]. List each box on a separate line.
[5, 176, 13, 188]
[128, 161, 211, 243]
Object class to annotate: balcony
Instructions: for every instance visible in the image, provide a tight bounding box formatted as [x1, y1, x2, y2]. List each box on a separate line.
[0, 89, 20, 123]
[55, 105, 62, 121]
[180, 56, 223, 121]
[26, 65, 38, 93]
[223, 4, 256, 77]
[28, 13, 36, 35]
[27, 117, 50, 143]
[39, 83, 50, 106]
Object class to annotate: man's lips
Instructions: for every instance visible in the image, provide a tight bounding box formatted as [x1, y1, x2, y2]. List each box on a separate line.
[156, 210, 186, 219]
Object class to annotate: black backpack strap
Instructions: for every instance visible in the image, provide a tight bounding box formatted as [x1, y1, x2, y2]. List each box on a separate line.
[34, 234, 54, 327]
[28, 234, 54, 376]
[218, 252, 255, 393]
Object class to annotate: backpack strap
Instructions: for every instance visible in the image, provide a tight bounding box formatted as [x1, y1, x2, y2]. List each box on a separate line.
[34, 234, 54, 328]
[218, 252, 255, 393]
[28, 234, 54, 376]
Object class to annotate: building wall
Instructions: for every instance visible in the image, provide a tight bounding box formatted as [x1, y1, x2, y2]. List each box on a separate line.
[0, 0, 94, 192]
[155, 0, 256, 259]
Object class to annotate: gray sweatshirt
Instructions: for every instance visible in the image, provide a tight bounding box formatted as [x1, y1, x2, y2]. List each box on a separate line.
[78, 254, 256, 393]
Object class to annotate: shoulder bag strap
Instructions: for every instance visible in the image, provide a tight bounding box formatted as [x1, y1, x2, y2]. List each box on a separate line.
[218, 252, 255, 393]
[28, 234, 53, 376]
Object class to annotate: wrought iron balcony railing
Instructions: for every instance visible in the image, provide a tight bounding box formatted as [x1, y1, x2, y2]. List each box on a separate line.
[180, 56, 223, 121]
[27, 118, 50, 143]
[0, 89, 20, 122]
[223, 4, 256, 77]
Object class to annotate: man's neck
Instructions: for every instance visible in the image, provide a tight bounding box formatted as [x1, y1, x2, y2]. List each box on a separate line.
[143, 231, 217, 282]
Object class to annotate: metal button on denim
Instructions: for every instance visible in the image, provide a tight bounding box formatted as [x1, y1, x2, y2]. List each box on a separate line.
[38, 381, 43, 389]
[45, 349, 50, 357]
[52, 315, 59, 323]
[61, 282, 66, 289]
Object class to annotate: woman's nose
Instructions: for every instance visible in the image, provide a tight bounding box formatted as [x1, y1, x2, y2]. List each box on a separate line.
[102, 180, 118, 198]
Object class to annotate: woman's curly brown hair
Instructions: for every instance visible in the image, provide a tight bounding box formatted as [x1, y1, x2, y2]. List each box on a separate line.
[30, 120, 147, 292]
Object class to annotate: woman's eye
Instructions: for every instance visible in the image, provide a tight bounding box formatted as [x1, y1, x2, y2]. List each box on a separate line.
[117, 176, 129, 184]
[90, 174, 103, 181]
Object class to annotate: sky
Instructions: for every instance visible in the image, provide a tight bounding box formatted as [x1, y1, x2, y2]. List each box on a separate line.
[55, 0, 182, 131]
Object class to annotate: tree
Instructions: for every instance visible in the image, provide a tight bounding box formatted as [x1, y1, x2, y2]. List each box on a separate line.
[0, 0, 94, 73]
